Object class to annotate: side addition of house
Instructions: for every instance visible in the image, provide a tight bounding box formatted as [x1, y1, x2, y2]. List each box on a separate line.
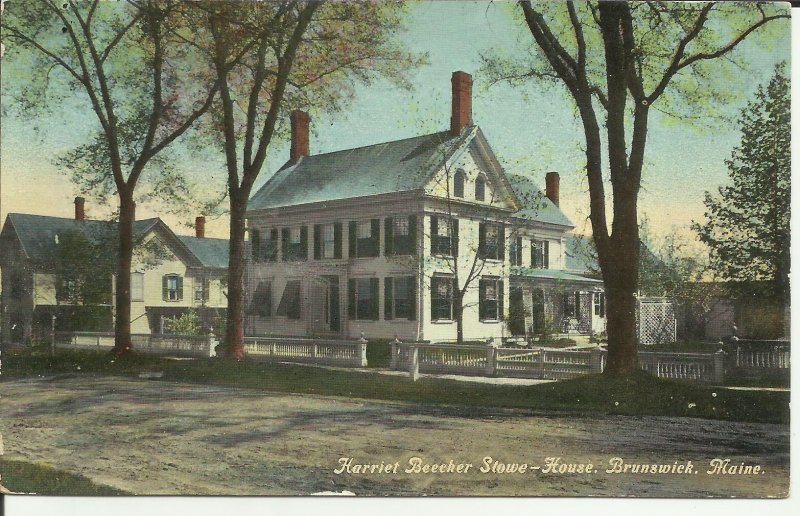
[244, 71, 605, 342]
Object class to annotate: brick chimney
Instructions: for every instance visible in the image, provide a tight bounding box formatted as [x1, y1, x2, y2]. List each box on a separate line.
[290, 110, 309, 163]
[545, 172, 560, 206]
[195, 216, 205, 238]
[74, 196, 85, 220]
[450, 71, 473, 136]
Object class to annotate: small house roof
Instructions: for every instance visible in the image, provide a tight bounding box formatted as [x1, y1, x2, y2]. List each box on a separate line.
[176, 235, 229, 269]
[506, 174, 574, 228]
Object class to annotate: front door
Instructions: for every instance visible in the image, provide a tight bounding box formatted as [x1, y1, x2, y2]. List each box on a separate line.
[311, 275, 340, 334]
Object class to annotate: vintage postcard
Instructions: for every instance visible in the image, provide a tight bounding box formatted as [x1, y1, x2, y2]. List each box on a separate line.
[0, 0, 793, 508]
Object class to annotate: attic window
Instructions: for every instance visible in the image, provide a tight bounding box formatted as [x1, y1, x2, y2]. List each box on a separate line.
[475, 175, 486, 201]
[454, 169, 466, 198]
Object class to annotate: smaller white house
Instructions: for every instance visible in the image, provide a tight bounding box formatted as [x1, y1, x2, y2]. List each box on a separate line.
[0, 199, 228, 344]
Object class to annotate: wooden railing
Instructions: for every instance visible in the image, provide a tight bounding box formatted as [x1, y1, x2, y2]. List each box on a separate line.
[243, 336, 367, 367]
[56, 332, 217, 358]
[391, 341, 724, 383]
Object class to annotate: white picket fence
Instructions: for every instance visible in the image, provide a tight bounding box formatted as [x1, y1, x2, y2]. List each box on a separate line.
[56, 332, 217, 358]
[55, 332, 367, 367]
[391, 341, 724, 383]
[242, 336, 367, 367]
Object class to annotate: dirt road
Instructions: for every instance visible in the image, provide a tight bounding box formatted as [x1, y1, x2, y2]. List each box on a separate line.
[0, 375, 789, 496]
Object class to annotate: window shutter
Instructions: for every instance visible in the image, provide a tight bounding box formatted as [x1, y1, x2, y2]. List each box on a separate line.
[313, 224, 322, 260]
[281, 228, 290, 261]
[370, 219, 380, 257]
[384, 217, 394, 256]
[451, 277, 458, 320]
[384, 278, 393, 320]
[300, 226, 308, 260]
[544, 240, 549, 269]
[430, 278, 437, 321]
[177, 276, 184, 301]
[478, 223, 485, 258]
[251, 229, 260, 261]
[516, 237, 523, 265]
[452, 219, 459, 257]
[407, 276, 416, 321]
[430, 216, 438, 254]
[265, 283, 272, 316]
[498, 281, 504, 320]
[408, 215, 417, 255]
[479, 280, 486, 320]
[348, 221, 357, 258]
[499, 225, 505, 260]
[334, 222, 343, 259]
[162, 276, 168, 301]
[269, 229, 278, 261]
[370, 278, 379, 320]
[204, 278, 210, 301]
[348, 279, 356, 320]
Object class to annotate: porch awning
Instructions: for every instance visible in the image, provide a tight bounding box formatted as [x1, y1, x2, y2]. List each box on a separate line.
[510, 266, 603, 284]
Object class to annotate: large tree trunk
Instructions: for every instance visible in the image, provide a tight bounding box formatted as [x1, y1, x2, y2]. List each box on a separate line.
[113, 194, 135, 355]
[225, 194, 247, 360]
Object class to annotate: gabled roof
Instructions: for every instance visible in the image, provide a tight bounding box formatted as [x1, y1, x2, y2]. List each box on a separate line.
[0, 213, 229, 271]
[176, 235, 229, 269]
[565, 234, 599, 274]
[506, 174, 574, 228]
[1, 213, 160, 264]
[248, 130, 468, 211]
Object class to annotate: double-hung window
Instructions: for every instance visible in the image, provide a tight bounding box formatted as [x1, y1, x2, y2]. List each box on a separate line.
[282, 226, 308, 261]
[384, 276, 416, 320]
[593, 292, 605, 317]
[532, 240, 549, 269]
[431, 275, 455, 321]
[348, 277, 379, 320]
[131, 272, 144, 302]
[248, 281, 272, 317]
[479, 277, 504, 321]
[348, 220, 380, 258]
[385, 216, 417, 256]
[276, 280, 301, 319]
[431, 216, 458, 256]
[509, 237, 523, 266]
[479, 223, 503, 260]
[162, 274, 183, 302]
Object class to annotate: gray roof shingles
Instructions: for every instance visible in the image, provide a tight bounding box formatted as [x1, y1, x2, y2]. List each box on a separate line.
[248, 130, 466, 211]
[506, 173, 574, 228]
[176, 235, 229, 269]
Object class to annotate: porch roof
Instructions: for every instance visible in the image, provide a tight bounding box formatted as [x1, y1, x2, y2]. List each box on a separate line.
[510, 266, 603, 284]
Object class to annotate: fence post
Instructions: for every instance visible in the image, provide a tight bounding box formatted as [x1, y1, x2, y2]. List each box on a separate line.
[485, 346, 496, 376]
[207, 333, 216, 358]
[589, 347, 603, 374]
[409, 345, 419, 381]
[359, 334, 368, 367]
[538, 348, 546, 379]
[312, 343, 318, 359]
[713, 349, 725, 384]
[390, 337, 401, 369]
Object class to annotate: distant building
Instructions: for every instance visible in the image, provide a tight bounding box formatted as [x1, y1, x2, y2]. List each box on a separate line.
[0, 199, 228, 344]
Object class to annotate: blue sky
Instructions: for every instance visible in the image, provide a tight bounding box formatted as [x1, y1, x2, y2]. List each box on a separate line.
[0, 1, 790, 244]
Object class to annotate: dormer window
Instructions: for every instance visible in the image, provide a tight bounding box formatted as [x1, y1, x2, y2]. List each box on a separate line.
[454, 169, 466, 198]
[475, 175, 486, 201]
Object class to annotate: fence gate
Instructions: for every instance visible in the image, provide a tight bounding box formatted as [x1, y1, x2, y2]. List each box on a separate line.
[637, 297, 676, 345]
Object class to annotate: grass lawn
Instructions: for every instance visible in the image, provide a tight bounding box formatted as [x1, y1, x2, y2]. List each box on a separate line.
[1, 347, 789, 425]
[0, 458, 127, 495]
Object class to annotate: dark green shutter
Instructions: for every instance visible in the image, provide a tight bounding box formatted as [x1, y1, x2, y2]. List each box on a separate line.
[251, 229, 260, 261]
[452, 219, 459, 256]
[384, 278, 393, 320]
[370, 219, 380, 257]
[430, 278, 437, 321]
[269, 229, 278, 261]
[370, 277, 379, 320]
[334, 222, 343, 259]
[498, 281, 504, 320]
[384, 217, 394, 256]
[162, 276, 168, 301]
[177, 276, 184, 301]
[281, 228, 290, 260]
[407, 276, 416, 321]
[544, 240, 549, 268]
[204, 278, 210, 301]
[451, 277, 458, 320]
[479, 279, 486, 320]
[498, 225, 505, 260]
[300, 226, 308, 260]
[408, 215, 417, 255]
[348, 279, 356, 320]
[430, 216, 438, 254]
[348, 221, 357, 258]
[314, 224, 322, 260]
[478, 223, 485, 258]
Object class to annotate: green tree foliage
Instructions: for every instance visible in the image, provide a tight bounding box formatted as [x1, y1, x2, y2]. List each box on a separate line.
[693, 65, 790, 305]
[482, 1, 788, 374]
[182, 1, 425, 358]
[2, 1, 218, 354]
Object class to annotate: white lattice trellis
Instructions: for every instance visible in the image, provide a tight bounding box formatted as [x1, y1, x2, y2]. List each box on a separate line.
[637, 297, 676, 345]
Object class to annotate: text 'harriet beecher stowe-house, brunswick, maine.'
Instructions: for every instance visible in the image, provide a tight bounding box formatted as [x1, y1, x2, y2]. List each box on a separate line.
[244, 71, 606, 342]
